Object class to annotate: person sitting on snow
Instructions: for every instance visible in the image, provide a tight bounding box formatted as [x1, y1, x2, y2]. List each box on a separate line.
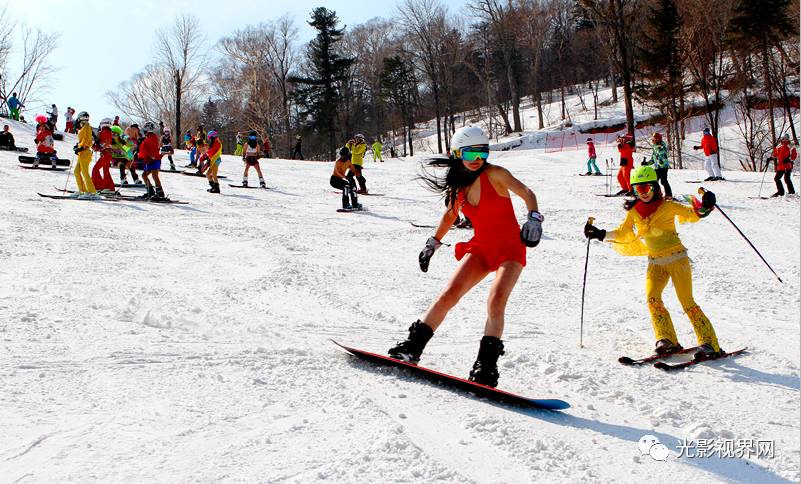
[0, 124, 17, 150]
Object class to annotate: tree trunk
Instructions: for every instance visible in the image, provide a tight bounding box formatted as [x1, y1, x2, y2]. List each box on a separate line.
[174, 70, 182, 147]
[761, 39, 777, 146]
[506, 59, 522, 132]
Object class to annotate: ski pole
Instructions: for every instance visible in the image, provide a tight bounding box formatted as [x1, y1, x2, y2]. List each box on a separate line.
[579, 216, 595, 348]
[757, 158, 771, 198]
[62, 150, 77, 193]
[699, 187, 782, 283]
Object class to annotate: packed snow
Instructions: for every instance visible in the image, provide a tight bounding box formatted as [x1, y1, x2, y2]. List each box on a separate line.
[1, 119, 799, 483]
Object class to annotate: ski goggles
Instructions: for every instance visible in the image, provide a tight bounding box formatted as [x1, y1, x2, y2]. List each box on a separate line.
[460, 146, 490, 161]
[634, 184, 654, 196]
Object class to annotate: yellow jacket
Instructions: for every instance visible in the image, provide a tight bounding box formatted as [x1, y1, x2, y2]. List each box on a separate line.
[347, 140, 367, 166]
[78, 123, 93, 148]
[607, 200, 701, 258]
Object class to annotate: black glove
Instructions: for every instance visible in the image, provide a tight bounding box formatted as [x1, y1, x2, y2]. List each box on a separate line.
[520, 211, 544, 248]
[692, 146, 700, 150]
[419, 236, 442, 273]
[584, 224, 606, 241]
[701, 191, 716, 209]
[619, 159, 628, 167]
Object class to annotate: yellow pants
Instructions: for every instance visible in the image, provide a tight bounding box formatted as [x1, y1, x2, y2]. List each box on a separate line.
[645, 256, 720, 351]
[75, 154, 96, 193]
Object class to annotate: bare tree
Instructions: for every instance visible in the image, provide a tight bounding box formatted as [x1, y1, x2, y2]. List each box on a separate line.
[0, 23, 59, 111]
[155, 14, 206, 144]
[397, 0, 448, 153]
[265, 14, 299, 157]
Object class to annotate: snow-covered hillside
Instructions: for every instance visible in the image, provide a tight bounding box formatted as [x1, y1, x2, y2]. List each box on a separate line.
[1, 118, 799, 483]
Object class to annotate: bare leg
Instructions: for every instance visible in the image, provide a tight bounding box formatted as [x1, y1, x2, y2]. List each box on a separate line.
[422, 254, 490, 330]
[484, 261, 524, 338]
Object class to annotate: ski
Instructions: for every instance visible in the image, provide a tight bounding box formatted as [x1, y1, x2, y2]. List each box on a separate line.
[0, 146, 29, 152]
[181, 170, 227, 179]
[109, 194, 189, 204]
[159, 168, 182, 173]
[228, 184, 272, 190]
[653, 348, 747, 371]
[115, 183, 146, 189]
[20, 164, 68, 171]
[38, 192, 119, 201]
[19, 155, 70, 166]
[410, 222, 471, 229]
[618, 346, 700, 366]
[332, 340, 569, 411]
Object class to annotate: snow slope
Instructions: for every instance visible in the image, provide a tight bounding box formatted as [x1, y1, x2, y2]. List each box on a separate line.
[1, 121, 799, 483]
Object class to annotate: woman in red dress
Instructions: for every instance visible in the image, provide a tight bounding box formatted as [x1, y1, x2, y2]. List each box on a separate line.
[388, 126, 543, 387]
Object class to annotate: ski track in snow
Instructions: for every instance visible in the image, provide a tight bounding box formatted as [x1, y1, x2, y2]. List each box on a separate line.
[0, 122, 799, 483]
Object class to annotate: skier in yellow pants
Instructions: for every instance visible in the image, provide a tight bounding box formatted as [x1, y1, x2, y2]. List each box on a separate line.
[72, 111, 99, 199]
[584, 165, 722, 360]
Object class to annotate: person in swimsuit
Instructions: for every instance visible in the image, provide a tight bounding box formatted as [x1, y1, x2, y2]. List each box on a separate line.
[387, 126, 543, 388]
[242, 131, 267, 188]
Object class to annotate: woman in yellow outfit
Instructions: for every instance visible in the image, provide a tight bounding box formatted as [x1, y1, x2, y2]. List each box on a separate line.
[345, 134, 368, 193]
[584, 165, 723, 360]
[72, 111, 99, 199]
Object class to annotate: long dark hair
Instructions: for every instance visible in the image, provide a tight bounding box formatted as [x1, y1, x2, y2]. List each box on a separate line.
[417, 155, 488, 211]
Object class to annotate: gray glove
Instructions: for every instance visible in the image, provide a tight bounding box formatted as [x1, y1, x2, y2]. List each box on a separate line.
[520, 211, 544, 248]
[419, 236, 442, 272]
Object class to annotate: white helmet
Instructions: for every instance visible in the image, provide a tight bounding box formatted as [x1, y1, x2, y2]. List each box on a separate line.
[451, 126, 489, 153]
[99, 118, 112, 128]
[142, 121, 156, 133]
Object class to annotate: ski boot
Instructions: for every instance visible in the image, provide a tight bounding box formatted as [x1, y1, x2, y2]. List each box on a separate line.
[151, 186, 167, 201]
[210, 182, 221, 194]
[242, 179, 248, 187]
[771, 191, 784, 198]
[79, 192, 102, 200]
[121, 179, 130, 187]
[388, 320, 434, 364]
[50, 155, 57, 169]
[32, 156, 40, 168]
[693, 343, 722, 361]
[259, 179, 266, 188]
[468, 336, 505, 388]
[134, 179, 144, 186]
[655, 339, 681, 354]
[138, 186, 155, 200]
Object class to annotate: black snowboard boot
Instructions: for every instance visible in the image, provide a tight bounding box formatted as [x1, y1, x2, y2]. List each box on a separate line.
[388, 320, 434, 364]
[153, 186, 167, 201]
[468, 336, 505, 388]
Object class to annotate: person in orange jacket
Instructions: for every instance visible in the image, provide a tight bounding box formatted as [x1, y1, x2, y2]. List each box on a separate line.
[772, 134, 797, 197]
[91, 118, 116, 193]
[616, 133, 635, 196]
[693, 128, 723, 181]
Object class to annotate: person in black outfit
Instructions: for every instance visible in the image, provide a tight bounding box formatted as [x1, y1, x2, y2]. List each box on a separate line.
[0, 124, 16, 150]
[292, 135, 303, 160]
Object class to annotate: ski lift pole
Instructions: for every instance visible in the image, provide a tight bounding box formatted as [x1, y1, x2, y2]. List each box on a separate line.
[580, 217, 595, 348]
[699, 187, 782, 283]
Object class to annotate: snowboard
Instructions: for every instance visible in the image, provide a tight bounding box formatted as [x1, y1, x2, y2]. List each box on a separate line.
[0, 146, 29, 152]
[337, 206, 366, 213]
[332, 340, 569, 411]
[228, 184, 272, 190]
[578, 173, 604, 177]
[410, 222, 471, 229]
[19, 155, 70, 166]
[20, 164, 67, 171]
[331, 191, 384, 196]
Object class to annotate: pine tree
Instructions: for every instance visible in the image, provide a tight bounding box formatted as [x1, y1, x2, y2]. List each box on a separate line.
[290, 7, 354, 160]
[380, 55, 418, 156]
[728, 0, 797, 145]
[636, 0, 684, 166]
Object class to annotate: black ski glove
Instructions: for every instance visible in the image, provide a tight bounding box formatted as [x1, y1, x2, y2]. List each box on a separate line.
[419, 236, 442, 273]
[701, 191, 716, 209]
[584, 224, 606, 241]
[520, 211, 544, 248]
[619, 159, 628, 167]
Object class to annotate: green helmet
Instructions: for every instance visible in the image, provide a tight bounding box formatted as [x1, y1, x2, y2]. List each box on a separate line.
[630, 165, 658, 185]
[111, 125, 123, 135]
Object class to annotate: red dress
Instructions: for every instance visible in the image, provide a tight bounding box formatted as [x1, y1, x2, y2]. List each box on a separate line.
[456, 171, 526, 271]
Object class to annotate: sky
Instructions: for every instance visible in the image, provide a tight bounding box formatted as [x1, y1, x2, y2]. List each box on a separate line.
[5, 0, 468, 124]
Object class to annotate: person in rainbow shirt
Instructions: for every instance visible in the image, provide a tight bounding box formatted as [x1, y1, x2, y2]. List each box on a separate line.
[205, 130, 223, 193]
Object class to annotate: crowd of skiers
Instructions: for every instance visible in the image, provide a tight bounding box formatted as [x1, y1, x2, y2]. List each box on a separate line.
[584, 128, 796, 199]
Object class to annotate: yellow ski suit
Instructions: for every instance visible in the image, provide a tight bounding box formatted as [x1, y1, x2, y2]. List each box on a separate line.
[606, 200, 720, 351]
[75, 123, 96, 193]
[347, 140, 367, 167]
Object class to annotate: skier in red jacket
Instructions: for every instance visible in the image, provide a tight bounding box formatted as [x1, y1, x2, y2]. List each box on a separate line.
[771, 134, 797, 197]
[693, 128, 723, 181]
[616, 134, 635, 195]
[91, 119, 116, 192]
[139, 121, 167, 201]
